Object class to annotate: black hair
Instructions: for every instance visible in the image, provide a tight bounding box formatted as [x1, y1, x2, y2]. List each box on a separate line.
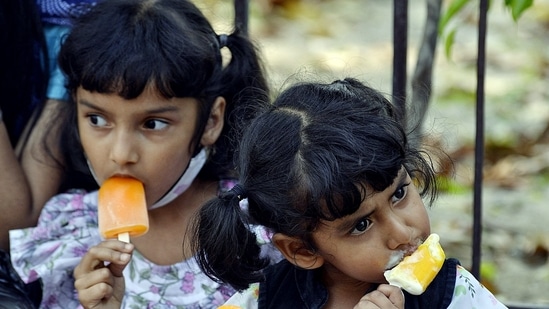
[55, 0, 269, 181]
[192, 78, 439, 291]
[0, 0, 49, 146]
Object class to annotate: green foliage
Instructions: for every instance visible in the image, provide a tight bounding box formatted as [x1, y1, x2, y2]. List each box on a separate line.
[505, 0, 534, 20]
[436, 174, 469, 194]
[439, 0, 534, 59]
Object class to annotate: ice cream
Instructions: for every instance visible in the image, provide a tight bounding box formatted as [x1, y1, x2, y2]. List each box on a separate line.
[217, 306, 241, 309]
[98, 177, 149, 242]
[383, 233, 445, 295]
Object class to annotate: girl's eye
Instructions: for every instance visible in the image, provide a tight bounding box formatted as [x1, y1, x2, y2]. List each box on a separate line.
[89, 114, 107, 127]
[144, 119, 168, 130]
[350, 218, 372, 235]
[391, 183, 409, 203]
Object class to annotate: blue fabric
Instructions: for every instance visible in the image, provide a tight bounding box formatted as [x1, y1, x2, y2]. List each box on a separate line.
[43, 24, 71, 101]
[37, 0, 97, 26]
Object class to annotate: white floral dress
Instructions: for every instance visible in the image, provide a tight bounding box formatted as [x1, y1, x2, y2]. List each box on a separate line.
[10, 182, 277, 309]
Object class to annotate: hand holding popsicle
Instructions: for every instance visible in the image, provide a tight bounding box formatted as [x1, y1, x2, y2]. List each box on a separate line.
[383, 233, 445, 295]
[98, 177, 149, 243]
[74, 240, 134, 309]
[355, 284, 404, 309]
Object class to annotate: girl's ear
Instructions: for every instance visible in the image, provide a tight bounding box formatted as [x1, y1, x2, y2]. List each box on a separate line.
[200, 96, 226, 146]
[272, 233, 324, 269]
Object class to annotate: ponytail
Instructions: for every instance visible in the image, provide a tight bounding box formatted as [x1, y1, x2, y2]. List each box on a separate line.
[192, 189, 269, 291]
[203, 30, 270, 180]
[219, 29, 269, 104]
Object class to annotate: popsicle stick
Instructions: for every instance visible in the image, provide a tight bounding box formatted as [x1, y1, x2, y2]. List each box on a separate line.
[118, 232, 130, 243]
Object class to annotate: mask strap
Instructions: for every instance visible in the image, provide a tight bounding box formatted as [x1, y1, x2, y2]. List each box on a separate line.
[87, 148, 208, 210]
[149, 148, 207, 209]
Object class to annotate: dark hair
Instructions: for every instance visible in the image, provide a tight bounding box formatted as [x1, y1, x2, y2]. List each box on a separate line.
[56, 0, 269, 180]
[0, 0, 49, 146]
[192, 78, 439, 291]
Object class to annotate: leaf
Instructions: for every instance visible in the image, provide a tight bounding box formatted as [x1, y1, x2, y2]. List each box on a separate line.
[439, 0, 471, 35]
[444, 28, 457, 59]
[504, 0, 534, 21]
[454, 284, 468, 296]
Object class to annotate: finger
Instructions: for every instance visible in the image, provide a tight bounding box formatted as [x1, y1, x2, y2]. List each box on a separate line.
[356, 288, 402, 309]
[74, 267, 115, 294]
[74, 240, 134, 278]
[376, 284, 405, 307]
[107, 253, 132, 277]
[77, 282, 114, 308]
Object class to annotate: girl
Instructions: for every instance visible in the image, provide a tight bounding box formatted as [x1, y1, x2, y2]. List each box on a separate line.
[192, 78, 508, 308]
[9, 0, 278, 308]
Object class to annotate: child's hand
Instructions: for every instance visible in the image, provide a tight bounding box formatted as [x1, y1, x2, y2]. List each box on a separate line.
[354, 284, 404, 309]
[73, 240, 134, 309]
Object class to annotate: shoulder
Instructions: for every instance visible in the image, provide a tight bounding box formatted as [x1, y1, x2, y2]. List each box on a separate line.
[35, 189, 98, 226]
[10, 190, 101, 278]
[447, 264, 508, 308]
[221, 282, 260, 309]
[9, 190, 101, 304]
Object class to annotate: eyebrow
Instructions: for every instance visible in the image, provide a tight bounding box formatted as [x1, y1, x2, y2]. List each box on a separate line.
[393, 169, 408, 191]
[335, 207, 375, 234]
[78, 99, 180, 114]
[78, 99, 104, 111]
[334, 167, 408, 233]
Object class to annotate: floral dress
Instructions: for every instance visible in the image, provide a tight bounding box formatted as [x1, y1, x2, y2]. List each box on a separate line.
[10, 181, 277, 309]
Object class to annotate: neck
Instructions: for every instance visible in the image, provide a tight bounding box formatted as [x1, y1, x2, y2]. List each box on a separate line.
[320, 265, 376, 308]
[131, 178, 219, 264]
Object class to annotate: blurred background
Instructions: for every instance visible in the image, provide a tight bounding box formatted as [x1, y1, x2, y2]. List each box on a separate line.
[195, 0, 549, 305]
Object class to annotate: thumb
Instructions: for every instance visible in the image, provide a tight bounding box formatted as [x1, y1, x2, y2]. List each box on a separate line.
[108, 251, 132, 277]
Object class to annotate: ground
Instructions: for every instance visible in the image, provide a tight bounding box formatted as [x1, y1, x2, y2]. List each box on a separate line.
[196, 0, 549, 305]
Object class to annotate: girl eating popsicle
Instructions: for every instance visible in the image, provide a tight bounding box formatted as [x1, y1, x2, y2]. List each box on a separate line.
[9, 0, 280, 307]
[191, 78, 509, 308]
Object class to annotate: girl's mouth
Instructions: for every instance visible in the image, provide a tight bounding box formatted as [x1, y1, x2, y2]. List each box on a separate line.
[385, 251, 405, 270]
[385, 242, 421, 270]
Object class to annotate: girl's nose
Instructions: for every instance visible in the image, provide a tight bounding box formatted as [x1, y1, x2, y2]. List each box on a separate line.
[385, 214, 412, 250]
[109, 131, 139, 166]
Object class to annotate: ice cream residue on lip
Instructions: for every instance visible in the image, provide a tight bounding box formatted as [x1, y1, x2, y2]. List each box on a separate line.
[383, 233, 445, 295]
[385, 251, 405, 270]
[385, 242, 421, 270]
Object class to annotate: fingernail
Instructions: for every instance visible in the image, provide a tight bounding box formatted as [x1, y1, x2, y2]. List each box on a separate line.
[120, 253, 131, 262]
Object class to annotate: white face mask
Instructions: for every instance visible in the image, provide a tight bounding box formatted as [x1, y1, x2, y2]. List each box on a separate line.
[148, 148, 207, 209]
[88, 148, 208, 210]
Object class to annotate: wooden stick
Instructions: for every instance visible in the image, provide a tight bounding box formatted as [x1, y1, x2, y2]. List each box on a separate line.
[118, 232, 130, 243]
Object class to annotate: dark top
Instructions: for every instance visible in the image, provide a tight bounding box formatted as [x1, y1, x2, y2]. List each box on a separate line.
[258, 258, 460, 309]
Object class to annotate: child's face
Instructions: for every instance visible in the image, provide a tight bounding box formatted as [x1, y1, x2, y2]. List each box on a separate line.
[76, 86, 212, 206]
[311, 168, 430, 289]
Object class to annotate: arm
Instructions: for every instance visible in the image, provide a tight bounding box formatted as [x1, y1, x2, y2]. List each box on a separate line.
[0, 119, 31, 250]
[0, 99, 64, 250]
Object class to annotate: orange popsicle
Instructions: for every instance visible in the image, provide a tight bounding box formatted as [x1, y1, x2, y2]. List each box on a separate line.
[98, 177, 149, 242]
[384, 233, 445, 295]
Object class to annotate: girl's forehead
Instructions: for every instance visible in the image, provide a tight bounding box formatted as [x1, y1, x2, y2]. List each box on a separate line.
[76, 86, 198, 110]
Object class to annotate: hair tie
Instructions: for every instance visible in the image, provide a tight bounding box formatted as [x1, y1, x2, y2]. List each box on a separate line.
[218, 34, 228, 49]
[229, 184, 247, 201]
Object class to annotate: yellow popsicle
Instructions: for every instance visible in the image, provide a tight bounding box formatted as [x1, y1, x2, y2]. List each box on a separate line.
[384, 233, 445, 295]
[98, 177, 149, 242]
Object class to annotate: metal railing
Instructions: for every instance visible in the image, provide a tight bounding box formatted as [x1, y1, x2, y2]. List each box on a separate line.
[232, 0, 546, 308]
